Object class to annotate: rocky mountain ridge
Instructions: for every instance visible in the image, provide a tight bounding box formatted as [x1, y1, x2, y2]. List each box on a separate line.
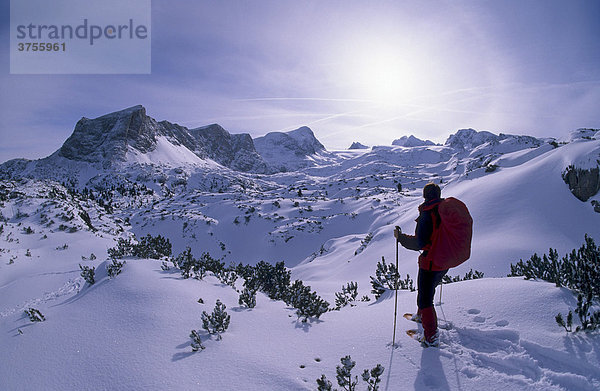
[59, 105, 268, 173]
[392, 135, 436, 147]
[1, 106, 598, 206]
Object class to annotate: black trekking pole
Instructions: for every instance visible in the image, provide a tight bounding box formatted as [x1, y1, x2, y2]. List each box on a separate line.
[392, 226, 401, 347]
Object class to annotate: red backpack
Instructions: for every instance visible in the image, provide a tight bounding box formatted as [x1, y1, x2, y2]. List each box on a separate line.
[424, 197, 473, 270]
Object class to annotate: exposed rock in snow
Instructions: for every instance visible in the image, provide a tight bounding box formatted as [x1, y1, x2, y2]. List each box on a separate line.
[189, 124, 267, 173]
[348, 142, 369, 150]
[562, 167, 600, 202]
[392, 135, 435, 147]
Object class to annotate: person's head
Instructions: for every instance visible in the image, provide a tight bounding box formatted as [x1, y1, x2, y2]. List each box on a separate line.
[423, 183, 441, 201]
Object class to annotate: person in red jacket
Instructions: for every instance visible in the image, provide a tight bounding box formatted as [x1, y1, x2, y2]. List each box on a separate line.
[395, 182, 448, 347]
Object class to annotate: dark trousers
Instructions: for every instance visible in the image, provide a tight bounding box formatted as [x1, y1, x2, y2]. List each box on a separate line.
[417, 268, 448, 309]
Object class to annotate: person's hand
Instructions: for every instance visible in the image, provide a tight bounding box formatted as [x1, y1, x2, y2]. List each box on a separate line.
[394, 226, 401, 240]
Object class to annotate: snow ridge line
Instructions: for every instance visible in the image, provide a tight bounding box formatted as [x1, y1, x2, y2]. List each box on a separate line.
[0, 277, 82, 319]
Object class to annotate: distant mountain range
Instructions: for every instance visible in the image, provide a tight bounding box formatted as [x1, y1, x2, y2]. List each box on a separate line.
[1, 105, 598, 205]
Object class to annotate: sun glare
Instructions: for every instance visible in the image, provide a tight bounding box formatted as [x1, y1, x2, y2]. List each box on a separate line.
[342, 42, 427, 104]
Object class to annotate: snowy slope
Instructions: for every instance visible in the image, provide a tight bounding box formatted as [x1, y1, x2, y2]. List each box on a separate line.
[1, 257, 598, 390]
[1, 113, 599, 390]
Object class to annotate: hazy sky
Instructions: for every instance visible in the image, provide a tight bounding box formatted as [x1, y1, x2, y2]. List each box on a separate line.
[1, 0, 599, 162]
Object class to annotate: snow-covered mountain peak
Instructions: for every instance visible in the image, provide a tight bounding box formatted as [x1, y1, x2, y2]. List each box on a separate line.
[392, 135, 436, 147]
[285, 126, 326, 153]
[444, 128, 500, 150]
[349, 142, 369, 150]
[253, 126, 327, 172]
[31, 106, 268, 175]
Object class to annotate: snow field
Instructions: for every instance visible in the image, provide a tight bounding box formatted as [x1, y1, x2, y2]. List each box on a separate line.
[1, 257, 598, 390]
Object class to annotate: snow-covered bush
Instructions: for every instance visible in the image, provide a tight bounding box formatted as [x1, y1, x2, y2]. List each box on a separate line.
[284, 279, 329, 321]
[443, 269, 484, 284]
[107, 237, 136, 259]
[201, 299, 230, 340]
[173, 249, 225, 280]
[336, 355, 358, 391]
[318, 356, 384, 391]
[79, 264, 95, 285]
[135, 233, 172, 259]
[173, 247, 198, 279]
[362, 364, 385, 391]
[289, 283, 329, 322]
[556, 292, 600, 332]
[107, 259, 126, 278]
[189, 329, 205, 352]
[369, 257, 401, 299]
[25, 308, 45, 322]
[509, 235, 599, 299]
[335, 281, 358, 310]
[316, 374, 332, 391]
[354, 233, 373, 255]
[108, 234, 172, 260]
[238, 288, 256, 308]
[244, 261, 290, 301]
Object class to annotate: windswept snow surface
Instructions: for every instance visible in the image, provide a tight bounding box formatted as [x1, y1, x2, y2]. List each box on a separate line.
[1, 131, 599, 390]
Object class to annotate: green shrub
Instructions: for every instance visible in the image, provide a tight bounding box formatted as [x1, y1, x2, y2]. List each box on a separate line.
[509, 235, 600, 332]
[443, 269, 484, 284]
[79, 264, 95, 285]
[335, 282, 358, 310]
[107, 259, 126, 278]
[238, 288, 257, 308]
[201, 299, 230, 340]
[317, 355, 384, 391]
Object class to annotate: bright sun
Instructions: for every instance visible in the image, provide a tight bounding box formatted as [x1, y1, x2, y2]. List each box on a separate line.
[340, 41, 428, 104]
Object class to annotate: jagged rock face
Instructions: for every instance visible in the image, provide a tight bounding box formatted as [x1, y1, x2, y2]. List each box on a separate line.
[392, 135, 435, 147]
[189, 125, 267, 172]
[59, 105, 156, 163]
[562, 166, 600, 202]
[57, 106, 267, 173]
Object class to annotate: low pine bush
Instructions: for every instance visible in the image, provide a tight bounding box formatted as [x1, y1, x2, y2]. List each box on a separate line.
[335, 281, 358, 310]
[79, 264, 95, 285]
[189, 329, 205, 352]
[443, 269, 484, 284]
[369, 256, 399, 299]
[238, 288, 257, 308]
[108, 234, 172, 260]
[25, 308, 45, 322]
[317, 355, 384, 391]
[509, 235, 600, 333]
[201, 299, 230, 340]
[107, 259, 126, 278]
[285, 279, 330, 322]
